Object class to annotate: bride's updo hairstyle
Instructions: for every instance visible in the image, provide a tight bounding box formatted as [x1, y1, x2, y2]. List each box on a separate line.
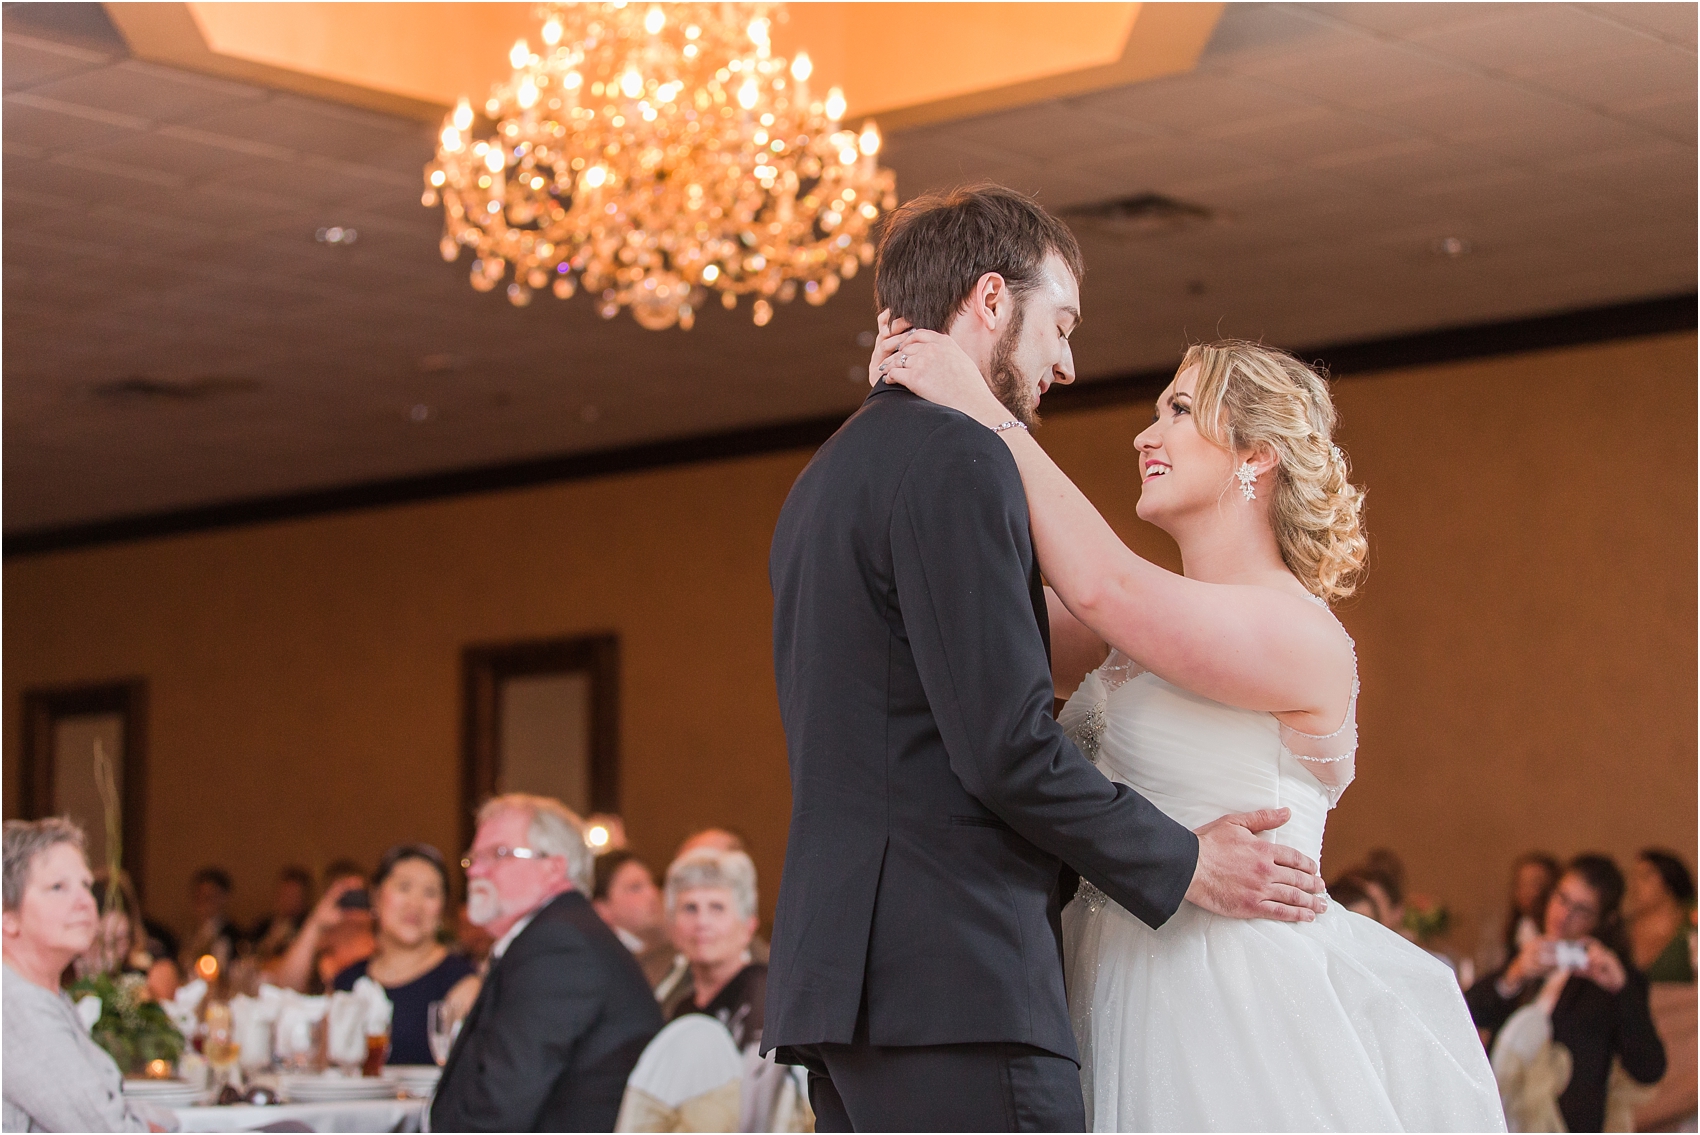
[1182, 340, 1367, 602]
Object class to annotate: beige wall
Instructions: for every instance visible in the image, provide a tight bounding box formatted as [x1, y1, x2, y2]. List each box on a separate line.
[6, 332, 1694, 958]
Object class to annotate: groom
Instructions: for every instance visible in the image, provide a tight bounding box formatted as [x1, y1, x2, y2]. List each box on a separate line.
[766, 185, 1328, 1132]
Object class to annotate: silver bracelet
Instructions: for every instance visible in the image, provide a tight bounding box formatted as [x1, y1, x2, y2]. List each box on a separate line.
[990, 420, 1029, 434]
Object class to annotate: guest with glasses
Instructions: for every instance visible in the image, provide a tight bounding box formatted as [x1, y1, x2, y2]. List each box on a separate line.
[431, 794, 662, 1132]
[1468, 853, 1666, 1132]
[330, 844, 478, 1067]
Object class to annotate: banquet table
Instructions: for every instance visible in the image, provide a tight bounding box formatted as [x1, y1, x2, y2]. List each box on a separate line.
[169, 1097, 426, 1133]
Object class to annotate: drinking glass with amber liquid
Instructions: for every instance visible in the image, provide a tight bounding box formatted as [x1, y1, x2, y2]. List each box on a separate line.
[361, 1032, 390, 1078]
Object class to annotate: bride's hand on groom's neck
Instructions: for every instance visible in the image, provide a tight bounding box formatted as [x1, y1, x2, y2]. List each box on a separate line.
[1185, 808, 1328, 923]
[869, 308, 1006, 426]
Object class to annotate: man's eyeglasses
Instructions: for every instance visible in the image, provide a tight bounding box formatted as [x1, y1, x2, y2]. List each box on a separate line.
[460, 846, 558, 870]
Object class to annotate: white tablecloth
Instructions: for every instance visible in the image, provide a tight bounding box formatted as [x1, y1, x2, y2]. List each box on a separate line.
[170, 1097, 426, 1133]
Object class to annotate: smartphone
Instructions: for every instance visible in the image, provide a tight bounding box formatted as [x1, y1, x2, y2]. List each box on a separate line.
[1550, 940, 1589, 970]
[335, 888, 371, 911]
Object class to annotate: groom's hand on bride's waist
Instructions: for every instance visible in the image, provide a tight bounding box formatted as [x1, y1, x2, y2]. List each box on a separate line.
[1184, 809, 1328, 922]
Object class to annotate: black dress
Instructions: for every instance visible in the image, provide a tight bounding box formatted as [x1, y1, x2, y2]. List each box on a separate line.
[670, 963, 766, 1049]
[333, 952, 476, 1066]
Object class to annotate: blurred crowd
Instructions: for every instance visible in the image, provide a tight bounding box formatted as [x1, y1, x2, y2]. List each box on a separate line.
[2, 806, 1693, 1133]
[1329, 845, 1695, 1133]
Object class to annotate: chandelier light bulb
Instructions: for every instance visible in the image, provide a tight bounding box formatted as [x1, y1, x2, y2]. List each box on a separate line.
[747, 16, 771, 52]
[425, 1, 895, 329]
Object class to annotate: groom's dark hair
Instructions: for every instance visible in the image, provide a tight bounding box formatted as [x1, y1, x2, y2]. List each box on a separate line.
[874, 184, 1084, 333]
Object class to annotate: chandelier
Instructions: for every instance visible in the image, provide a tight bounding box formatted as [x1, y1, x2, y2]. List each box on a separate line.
[422, 2, 897, 330]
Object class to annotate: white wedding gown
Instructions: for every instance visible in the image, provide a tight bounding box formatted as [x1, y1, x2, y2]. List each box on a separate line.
[1058, 620, 1505, 1132]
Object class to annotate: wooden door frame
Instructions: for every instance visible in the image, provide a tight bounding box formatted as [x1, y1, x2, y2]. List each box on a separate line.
[21, 679, 150, 901]
[460, 635, 619, 853]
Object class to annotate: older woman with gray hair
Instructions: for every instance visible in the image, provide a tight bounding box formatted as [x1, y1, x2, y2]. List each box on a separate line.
[3, 818, 166, 1132]
[664, 849, 766, 1049]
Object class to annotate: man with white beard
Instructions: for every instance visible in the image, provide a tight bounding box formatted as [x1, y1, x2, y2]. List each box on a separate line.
[432, 794, 662, 1132]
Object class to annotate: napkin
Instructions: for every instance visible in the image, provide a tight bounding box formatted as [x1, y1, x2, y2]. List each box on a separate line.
[162, 978, 206, 1038]
[350, 976, 394, 1037]
[273, 991, 328, 1067]
[325, 991, 367, 1067]
[76, 994, 102, 1033]
[230, 988, 283, 1069]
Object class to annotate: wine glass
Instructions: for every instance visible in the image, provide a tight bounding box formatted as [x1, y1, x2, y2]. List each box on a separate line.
[202, 1001, 242, 1092]
[426, 1001, 460, 1066]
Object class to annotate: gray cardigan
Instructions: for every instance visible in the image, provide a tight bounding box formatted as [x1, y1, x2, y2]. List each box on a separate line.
[1, 963, 158, 1132]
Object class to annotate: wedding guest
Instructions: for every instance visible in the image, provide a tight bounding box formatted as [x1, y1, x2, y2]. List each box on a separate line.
[593, 850, 674, 987]
[432, 794, 661, 1131]
[1501, 852, 1561, 967]
[1467, 853, 1666, 1132]
[1326, 873, 1382, 921]
[332, 844, 478, 1066]
[670, 829, 769, 968]
[246, 865, 313, 962]
[2, 818, 165, 1132]
[180, 865, 238, 974]
[665, 849, 766, 1049]
[1627, 848, 1696, 982]
[454, 901, 495, 971]
[263, 873, 374, 994]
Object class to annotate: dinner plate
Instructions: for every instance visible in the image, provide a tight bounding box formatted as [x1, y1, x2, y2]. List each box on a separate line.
[121, 1081, 211, 1106]
[279, 1073, 398, 1102]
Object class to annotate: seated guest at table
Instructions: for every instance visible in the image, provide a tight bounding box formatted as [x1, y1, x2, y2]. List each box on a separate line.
[454, 901, 495, 972]
[1499, 851, 1561, 970]
[3, 818, 166, 1132]
[246, 865, 313, 962]
[180, 865, 239, 974]
[665, 849, 766, 1050]
[671, 830, 769, 966]
[1627, 848, 1696, 982]
[1467, 853, 1666, 1132]
[432, 794, 662, 1132]
[332, 843, 478, 1066]
[1326, 873, 1383, 922]
[593, 850, 673, 987]
[263, 872, 374, 994]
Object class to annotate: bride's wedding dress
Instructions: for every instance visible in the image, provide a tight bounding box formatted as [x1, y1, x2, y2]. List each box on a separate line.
[1059, 614, 1505, 1132]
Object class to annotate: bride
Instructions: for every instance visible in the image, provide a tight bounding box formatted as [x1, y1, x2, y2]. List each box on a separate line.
[871, 322, 1504, 1131]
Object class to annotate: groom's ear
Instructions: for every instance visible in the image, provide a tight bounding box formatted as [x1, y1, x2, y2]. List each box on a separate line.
[960, 271, 1011, 333]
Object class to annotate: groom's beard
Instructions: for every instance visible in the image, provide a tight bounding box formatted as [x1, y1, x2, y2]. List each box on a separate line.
[986, 300, 1039, 428]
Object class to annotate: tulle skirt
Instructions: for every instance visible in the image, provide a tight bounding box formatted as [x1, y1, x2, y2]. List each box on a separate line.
[1063, 892, 1506, 1132]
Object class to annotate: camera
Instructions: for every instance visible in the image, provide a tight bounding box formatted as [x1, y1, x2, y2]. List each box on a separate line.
[1550, 940, 1589, 971]
[335, 888, 371, 911]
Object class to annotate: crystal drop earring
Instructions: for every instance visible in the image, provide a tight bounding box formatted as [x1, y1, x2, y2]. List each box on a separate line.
[1235, 462, 1257, 501]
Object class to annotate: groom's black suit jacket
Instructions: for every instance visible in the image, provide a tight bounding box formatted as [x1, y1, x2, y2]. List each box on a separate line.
[766, 384, 1199, 1062]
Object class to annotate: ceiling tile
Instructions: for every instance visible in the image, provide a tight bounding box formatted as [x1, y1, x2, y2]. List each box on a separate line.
[1408, 7, 1656, 75]
[1, 32, 110, 90]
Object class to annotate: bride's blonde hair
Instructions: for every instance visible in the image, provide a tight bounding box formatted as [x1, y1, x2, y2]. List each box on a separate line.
[1181, 340, 1367, 602]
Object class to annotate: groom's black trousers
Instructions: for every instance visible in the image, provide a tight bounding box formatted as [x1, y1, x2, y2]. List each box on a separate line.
[789, 1038, 1084, 1132]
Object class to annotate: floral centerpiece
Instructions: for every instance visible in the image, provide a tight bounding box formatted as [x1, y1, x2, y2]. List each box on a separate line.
[72, 739, 186, 1075]
[67, 970, 185, 1076]
[1402, 894, 1453, 946]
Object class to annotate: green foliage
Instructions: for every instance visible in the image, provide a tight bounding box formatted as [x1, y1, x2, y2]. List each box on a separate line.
[66, 971, 185, 1075]
[1403, 898, 1453, 945]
